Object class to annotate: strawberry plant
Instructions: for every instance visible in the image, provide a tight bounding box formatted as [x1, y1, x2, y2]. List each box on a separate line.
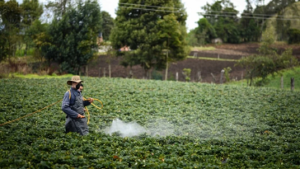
[0, 77, 300, 168]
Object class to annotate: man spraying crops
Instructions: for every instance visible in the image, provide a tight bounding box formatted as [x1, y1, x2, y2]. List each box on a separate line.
[61, 76, 94, 135]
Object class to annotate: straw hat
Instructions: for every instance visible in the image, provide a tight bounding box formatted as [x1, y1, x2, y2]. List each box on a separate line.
[67, 76, 83, 85]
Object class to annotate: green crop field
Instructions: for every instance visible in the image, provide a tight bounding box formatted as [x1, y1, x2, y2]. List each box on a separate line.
[1, 77, 300, 168]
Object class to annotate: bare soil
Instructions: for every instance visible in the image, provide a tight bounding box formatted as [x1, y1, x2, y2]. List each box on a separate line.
[86, 55, 244, 83]
[84, 43, 299, 83]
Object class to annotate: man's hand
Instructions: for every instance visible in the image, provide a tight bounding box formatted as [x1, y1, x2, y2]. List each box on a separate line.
[88, 98, 94, 103]
[77, 114, 85, 118]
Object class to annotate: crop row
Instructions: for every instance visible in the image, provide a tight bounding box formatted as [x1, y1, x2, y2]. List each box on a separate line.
[0, 77, 300, 168]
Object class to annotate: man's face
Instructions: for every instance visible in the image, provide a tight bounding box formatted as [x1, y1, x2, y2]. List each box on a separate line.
[79, 86, 83, 92]
[72, 82, 78, 88]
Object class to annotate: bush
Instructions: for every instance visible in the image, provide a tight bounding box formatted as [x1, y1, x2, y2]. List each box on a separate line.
[236, 49, 298, 86]
[152, 70, 163, 80]
[287, 29, 300, 44]
[224, 67, 232, 82]
[0, 64, 9, 78]
[182, 68, 191, 82]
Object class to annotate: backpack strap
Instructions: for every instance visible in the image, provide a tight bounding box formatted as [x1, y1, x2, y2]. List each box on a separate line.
[68, 90, 71, 100]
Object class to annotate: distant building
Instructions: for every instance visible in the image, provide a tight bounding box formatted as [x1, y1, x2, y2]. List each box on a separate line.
[211, 38, 222, 44]
[119, 45, 130, 51]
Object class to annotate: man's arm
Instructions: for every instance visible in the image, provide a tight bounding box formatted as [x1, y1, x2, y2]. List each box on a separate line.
[61, 92, 79, 119]
[83, 97, 94, 106]
[83, 100, 91, 107]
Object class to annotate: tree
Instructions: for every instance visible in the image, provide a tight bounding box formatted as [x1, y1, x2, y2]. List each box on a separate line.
[186, 29, 199, 46]
[26, 20, 48, 63]
[200, 0, 240, 43]
[101, 11, 114, 41]
[264, 0, 296, 15]
[0, 0, 22, 62]
[45, 0, 71, 17]
[157, 14, 187, 79]
[41, 0, 102, 74]
[111, 0, 188, 78]
[21, 0, 43, 26]
[21, 0, 43, 56]
[267, 0, 297, 41]
[287, 28, 300, 44]
[254, 0, 298, 41]
[201, 0, 235, 25]
[239, 0, 261, 42]
[195, 18, 216, 44]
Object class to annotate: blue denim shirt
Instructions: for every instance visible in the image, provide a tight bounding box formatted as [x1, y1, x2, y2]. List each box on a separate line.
[61, 88, 91, 119]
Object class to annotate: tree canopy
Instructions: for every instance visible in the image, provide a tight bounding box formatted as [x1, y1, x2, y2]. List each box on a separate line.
[111, 0, 188, 76]
[197, 0, 240, 43]
[101, 11, 114, 41]
[0, 0, 22, 61]
[41, 0, 102, 74]
[191, 0, 300, 44]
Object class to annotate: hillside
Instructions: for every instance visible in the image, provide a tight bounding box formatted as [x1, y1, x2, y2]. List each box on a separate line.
[1, 77, 300, 168]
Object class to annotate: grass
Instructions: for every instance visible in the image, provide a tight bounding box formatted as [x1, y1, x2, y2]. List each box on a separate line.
[227, 67, 300, 91]
[1, 55, 41, 65]
[96, 52, 107, 55]
[15, 48, 35, 57]
[265, 67, 300, 90]
[9, 73, 74, 79]
[188, 56, 238, 62]
[190, 46, 216, 51]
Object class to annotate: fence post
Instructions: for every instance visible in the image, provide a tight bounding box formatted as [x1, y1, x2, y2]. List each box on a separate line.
[103, 68, 106, 77]
[241, 72, 243, 80]
[176, 72, 178, 81]
[291, 77, 294, 91]
[220, 69, 225, 84]
[211, 73, 216, 83]
[165, 62, 168, 81]
[109, 64, 111, 78]
[193, 52, 197, 58]
[281, 76, 283, 89]
[197, 71, 202, 82]
[99, 67, 101, 77]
